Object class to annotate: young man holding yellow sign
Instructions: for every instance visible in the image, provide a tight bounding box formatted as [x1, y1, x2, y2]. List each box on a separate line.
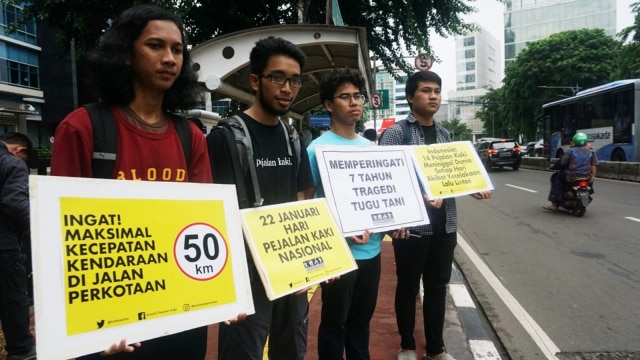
[378, 71, 491, 360]
[215, 36, 315, 360]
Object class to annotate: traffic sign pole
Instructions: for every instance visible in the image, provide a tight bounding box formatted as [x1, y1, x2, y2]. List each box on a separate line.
[414, 54, 434, 71]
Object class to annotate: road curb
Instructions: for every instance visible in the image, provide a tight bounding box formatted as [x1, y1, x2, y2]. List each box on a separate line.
[449, 263, 502, 359]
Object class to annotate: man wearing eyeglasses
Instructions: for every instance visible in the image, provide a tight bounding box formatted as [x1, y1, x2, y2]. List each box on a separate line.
[216, 36, 315, 360]
[304, 68, 386, 360]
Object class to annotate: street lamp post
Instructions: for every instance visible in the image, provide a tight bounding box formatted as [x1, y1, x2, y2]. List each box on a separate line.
[491, 110, 494, 137]
[371, 55, 379, 132]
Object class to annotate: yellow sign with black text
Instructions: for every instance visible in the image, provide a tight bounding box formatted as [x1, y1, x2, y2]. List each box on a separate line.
[30, 177, 252, 360]
[240, 198, 357, 300]
[411, 141, 493, 198]
[61, 197, 236, 335]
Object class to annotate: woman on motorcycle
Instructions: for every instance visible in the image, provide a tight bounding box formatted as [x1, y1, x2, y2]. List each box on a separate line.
[544, 132, 598, 211]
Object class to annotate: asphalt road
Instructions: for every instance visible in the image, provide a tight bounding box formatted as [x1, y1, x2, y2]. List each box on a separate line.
[453, 168, 640, 360]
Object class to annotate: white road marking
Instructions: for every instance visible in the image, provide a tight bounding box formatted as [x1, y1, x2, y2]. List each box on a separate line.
[625, 216, 640, 223]
[505, 184, 538, 193]
[457, 233, 561, 360]
[449, 283, 476, 308]
[469, 340, 502, 360]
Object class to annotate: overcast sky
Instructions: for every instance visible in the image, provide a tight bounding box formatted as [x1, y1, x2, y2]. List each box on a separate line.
[426, 0, 636, 101]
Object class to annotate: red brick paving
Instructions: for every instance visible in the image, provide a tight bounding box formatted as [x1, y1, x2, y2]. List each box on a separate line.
[205, 240, 425, 359]
[1, 241, 422, 359]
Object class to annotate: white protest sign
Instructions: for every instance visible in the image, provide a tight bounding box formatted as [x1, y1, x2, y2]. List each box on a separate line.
[314, 145, 430, 237]
[29, 175, 254, 360]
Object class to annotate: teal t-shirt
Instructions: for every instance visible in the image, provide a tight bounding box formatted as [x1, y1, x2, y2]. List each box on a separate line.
[307, 131, 383, 260]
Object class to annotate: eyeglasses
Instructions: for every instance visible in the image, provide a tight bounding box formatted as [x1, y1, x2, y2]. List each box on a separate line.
[333, 94, 367, 103]
[261, 74, 303, 88]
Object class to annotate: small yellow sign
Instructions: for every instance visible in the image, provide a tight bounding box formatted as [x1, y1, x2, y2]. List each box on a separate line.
[411, 141, 493, 198]
[240, 198, 357, 300]
[61, 198, 236, 335]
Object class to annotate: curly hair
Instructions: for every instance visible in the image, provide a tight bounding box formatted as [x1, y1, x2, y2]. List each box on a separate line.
[249, 36, 307, 76]
[319, 67, 366, 103]
[85, 4, 199, 111]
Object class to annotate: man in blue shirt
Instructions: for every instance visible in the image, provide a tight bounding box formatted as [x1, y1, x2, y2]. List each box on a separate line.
[305, 68, 405, 359]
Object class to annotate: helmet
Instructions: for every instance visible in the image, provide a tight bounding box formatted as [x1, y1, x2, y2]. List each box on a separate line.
[572, 132, 589, 146]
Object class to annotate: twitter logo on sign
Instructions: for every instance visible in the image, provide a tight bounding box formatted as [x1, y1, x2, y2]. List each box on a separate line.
[97, 320, 105, 329]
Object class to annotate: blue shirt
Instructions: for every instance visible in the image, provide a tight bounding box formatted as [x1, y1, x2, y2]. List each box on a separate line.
[307, 131, 383, 260]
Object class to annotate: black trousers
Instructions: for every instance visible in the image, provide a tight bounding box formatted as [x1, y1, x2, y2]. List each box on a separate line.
[218, 275, 309, 360]
[77, 327, 207, 360]
[0, 249, 34, 357]
[317, 254, 381, 360]
[392, 232, 457, 356]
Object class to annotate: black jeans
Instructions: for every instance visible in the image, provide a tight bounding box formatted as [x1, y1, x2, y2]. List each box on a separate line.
[0, 249, 34, 356]
[218, 274, 309, 360]
[76, 327, 208, 360]
[317, 254, 381, 360]
[392, 232, 457, 355]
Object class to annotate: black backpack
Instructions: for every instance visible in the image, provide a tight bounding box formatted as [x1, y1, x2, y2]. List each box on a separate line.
[206, 114, 301, 209]
[84, 102, 192, 178]
[378, 119, 412, 145]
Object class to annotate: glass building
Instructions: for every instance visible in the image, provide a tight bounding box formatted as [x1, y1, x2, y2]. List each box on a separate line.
[0, 3, 43, 135]
[504, 0, 616, 66]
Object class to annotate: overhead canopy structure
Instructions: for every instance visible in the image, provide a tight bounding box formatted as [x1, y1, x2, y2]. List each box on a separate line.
[190, 24, 374, 120]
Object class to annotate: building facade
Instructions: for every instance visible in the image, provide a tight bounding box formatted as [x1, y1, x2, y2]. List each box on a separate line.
[448, 23, 502, 140]
[504, 0, 616, 66]
[0, 3, 43, 138]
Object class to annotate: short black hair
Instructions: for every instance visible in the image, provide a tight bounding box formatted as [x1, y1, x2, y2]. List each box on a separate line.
[249, 36, 307, 76]
[363, 128, 377, 142]
[319, 67, 366, 103]
[85, 4, 199, 111]
[0, 132, 33, 155]
[405, 70, 442, 99]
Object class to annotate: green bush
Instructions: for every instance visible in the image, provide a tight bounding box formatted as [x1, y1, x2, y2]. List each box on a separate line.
[35, 146, 51, 159]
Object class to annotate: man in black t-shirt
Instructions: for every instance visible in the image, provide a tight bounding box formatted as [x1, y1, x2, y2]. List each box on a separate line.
[215, 36, 314, 360]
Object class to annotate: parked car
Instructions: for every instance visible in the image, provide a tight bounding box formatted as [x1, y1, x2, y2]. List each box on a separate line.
[526, 139, 544, 157]
[477, 138, 522, 171]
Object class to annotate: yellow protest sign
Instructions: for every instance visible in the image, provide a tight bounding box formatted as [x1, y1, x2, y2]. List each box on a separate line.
[61, 197, 236, 334]
[240, 198, 356, 300]
[30, 176, 253, 360]
[411, 141, 494, 198]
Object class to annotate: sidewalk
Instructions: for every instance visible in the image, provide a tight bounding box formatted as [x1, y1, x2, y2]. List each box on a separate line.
[205, 240, 478, 360]
[0, 240, 492, 360]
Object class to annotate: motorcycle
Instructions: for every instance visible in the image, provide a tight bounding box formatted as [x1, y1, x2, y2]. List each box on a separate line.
[547, 162, 593, 217]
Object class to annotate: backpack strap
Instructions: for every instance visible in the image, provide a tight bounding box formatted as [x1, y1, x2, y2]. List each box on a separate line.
[279, 120, 301, 175]
[85, 103, 192, 179]
[230, 115, 264, 207]
[169, 113, 192, 168]
[85, 102, 117, 179]
[397, 119, 413, 145]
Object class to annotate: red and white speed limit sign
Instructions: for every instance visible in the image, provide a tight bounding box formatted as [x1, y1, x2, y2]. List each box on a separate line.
[414, 54, 434, 71]
[371, 93, 382, 109]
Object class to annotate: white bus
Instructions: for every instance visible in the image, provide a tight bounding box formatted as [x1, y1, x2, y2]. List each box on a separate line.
[541, 79, 639, 162]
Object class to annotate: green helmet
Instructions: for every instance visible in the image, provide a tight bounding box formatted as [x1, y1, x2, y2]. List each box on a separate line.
[573, 132, 589, 146]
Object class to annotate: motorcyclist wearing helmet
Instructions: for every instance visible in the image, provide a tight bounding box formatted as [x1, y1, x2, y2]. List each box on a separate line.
[545, 132, 598, 211]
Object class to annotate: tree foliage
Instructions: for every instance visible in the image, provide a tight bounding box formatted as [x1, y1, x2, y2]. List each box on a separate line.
[479, 29, 621, 141]
[3, 0, 483, 74]
[616, 1, 640, 78]
[439, 117, 472, 141]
